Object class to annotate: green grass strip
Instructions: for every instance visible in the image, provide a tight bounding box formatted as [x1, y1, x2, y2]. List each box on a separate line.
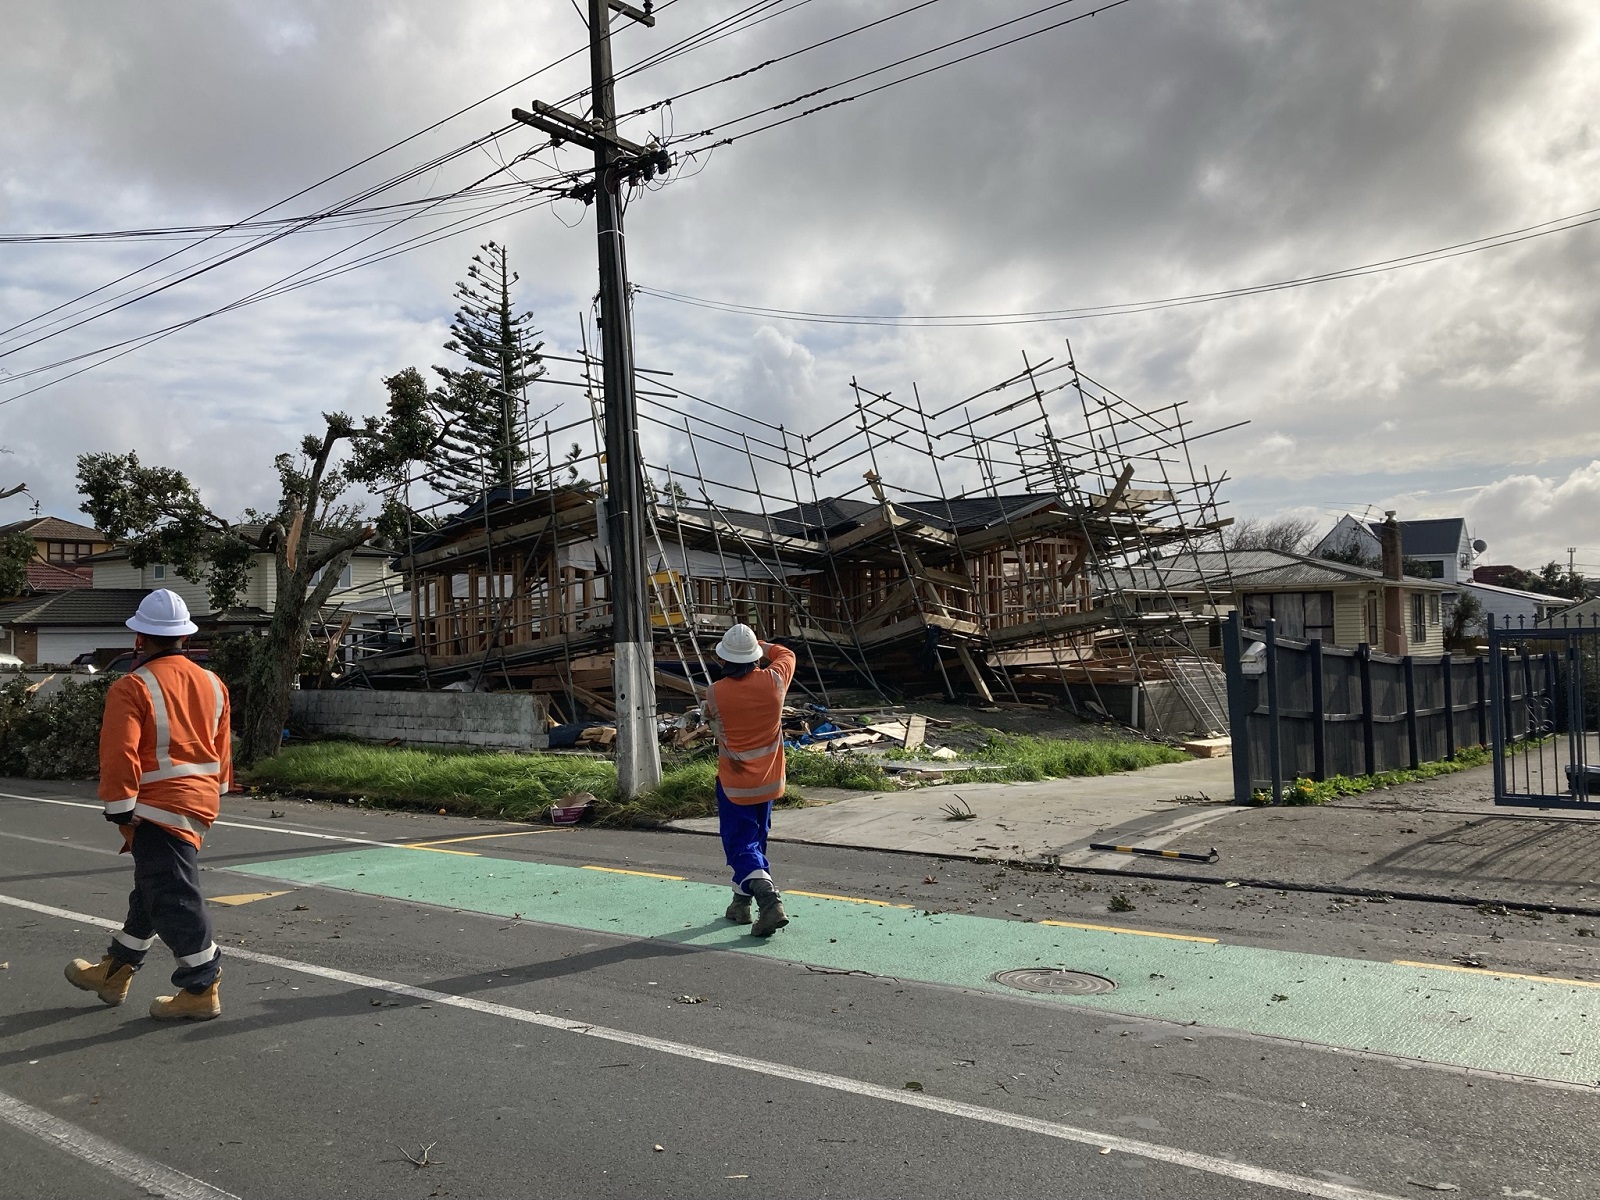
[247, 731, 1188, 826]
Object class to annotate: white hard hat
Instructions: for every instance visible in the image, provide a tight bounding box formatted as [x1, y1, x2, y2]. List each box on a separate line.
[127, 589, 199, 637]
[715, 623, 763, 664]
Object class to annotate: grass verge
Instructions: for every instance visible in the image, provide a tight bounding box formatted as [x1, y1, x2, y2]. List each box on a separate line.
[1268, 744, 1494, 806]
[246, 732, 1189, 826]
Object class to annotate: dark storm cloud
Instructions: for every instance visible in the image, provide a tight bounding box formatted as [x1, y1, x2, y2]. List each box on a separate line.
[1, 0, 1596, 564]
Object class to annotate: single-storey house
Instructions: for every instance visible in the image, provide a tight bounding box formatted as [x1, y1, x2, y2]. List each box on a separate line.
[0, 589, 145, 664]
[1466, 581, 1572, 631]
[1110, 543, 1450, 656]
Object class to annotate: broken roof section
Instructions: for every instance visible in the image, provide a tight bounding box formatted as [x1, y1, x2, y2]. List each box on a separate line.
[361, 347, 1237, 735]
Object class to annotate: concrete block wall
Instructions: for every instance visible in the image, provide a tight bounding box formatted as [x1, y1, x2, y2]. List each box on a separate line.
[289, 690, 550, 750]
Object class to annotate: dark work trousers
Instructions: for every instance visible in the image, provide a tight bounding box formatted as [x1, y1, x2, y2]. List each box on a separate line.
[106, 821, 221, 992]
[716, 781, 775, 894]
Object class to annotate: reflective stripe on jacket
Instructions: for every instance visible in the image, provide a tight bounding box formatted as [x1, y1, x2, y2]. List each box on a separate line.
[705, 642, 796, 806]
[98, 654, 232, 849]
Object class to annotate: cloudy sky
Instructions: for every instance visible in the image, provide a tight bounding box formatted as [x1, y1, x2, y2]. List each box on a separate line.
[2, 0, 1597, 572]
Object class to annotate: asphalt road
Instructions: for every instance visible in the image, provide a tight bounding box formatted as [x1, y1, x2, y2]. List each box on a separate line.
[1, 780, 1596, 1199]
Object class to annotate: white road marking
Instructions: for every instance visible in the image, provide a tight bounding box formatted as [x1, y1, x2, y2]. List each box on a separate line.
[0, 790, 394, 847]
[0, 892, 1404, 1200]
[0, 829, 122, 857]
[0, 1086, 240, 1199]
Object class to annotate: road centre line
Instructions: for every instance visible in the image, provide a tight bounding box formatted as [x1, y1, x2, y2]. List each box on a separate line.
[0, 829, 123, 857]
[0, 892, 1408, 1200]
[0, 1086, 240, 1200]
[1393, 959, 1600, 990]
[0, 791, 396, 847]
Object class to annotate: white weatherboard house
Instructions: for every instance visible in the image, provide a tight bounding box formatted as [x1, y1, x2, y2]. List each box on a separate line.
[0, 529, 397, 666]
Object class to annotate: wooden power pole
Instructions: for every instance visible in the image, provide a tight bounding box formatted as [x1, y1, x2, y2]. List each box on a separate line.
[512, 0, 666, 797]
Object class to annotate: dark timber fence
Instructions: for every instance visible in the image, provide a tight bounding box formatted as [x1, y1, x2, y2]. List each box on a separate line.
[1221, 611, 1547, 804]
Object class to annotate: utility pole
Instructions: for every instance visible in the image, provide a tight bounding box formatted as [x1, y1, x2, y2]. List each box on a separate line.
[513, 0, 667, 797]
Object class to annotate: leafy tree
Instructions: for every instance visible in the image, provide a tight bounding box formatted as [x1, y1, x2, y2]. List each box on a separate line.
[0, 529, 35, 597]
[431, 241, 546, 499]
[77, 374, 436, 765]
[1445, 592, 1483, 645]
[1497, 562, 1588, 601]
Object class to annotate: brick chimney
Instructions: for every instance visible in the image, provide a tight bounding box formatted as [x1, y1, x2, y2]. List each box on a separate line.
[1379, 510, 1404, 582]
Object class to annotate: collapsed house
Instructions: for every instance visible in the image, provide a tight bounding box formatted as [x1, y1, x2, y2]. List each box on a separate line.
[344, 352, 1238, 736]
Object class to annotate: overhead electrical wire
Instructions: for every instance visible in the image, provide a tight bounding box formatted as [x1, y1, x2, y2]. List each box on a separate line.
[0, 0, 765, 369]
[635, 204, 1600, 328]
[0, 165, 575, 407]
[618, 0, 949, 119]
[666, 0, 1133, 151]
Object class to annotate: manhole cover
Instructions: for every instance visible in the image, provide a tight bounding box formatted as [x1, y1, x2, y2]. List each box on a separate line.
[992, 968, 1116, 995]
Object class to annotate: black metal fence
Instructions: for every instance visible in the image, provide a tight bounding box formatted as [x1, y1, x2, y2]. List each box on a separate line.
[1221, 611, 1547, 804]
[1488, 613, 1600, 811]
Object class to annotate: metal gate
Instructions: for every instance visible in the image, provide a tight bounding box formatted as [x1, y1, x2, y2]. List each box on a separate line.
[1488, 613, 1600, 810]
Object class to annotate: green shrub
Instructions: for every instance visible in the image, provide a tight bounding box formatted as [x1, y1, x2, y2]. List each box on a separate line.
[0, 675, 114, 779]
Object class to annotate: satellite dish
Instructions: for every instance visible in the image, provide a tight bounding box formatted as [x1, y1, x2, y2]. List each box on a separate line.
[1472, 539, 1488, 554]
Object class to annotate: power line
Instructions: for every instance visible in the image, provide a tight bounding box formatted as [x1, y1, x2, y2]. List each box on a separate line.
[635, 203, 1600, 328]
[667, 0, 1132, 151]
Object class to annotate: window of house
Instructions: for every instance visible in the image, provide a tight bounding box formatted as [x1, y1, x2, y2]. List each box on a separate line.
[1410, 559, 1444, 580]
[46, 542, 96, 562]
[1412, 593, 1426, 643]
[310, 562, 355, 590]
[1366, 594, 1380, 645]
[152, 564, 166, 580]
[1241, 591, 1335, 642]
[1427, 594, 1440, 625]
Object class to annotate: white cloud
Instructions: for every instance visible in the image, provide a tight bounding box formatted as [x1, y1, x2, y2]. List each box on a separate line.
[1463, 460, 1600, 568]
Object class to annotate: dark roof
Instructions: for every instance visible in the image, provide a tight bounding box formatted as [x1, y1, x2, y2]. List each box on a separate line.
[0, 588, 147, 627]
[1366, 517, 1467, 558]
[747, 494, 1061, 539]
[0, 515, 105, 542]
[82, 522, 389, 564]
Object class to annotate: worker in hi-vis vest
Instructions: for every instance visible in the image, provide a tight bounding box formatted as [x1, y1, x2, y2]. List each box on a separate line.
[703, 623, 796, 936]
[66, 589, 231, 1020]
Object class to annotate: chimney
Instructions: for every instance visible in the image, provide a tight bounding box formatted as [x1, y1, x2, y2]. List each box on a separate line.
[1379, 510, 1404, 581]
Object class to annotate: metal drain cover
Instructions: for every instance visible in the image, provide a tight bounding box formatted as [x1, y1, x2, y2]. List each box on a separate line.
[992, 968, 1116, 995]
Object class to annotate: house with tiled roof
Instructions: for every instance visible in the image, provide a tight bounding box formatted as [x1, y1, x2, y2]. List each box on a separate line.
[0, 515, 111, 598]
[0, 589, 146, 664]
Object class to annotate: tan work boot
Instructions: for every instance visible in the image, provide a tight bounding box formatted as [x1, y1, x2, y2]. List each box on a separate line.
[725, 894, 753, 924]
[149, 977, 221, 1022]
[65, 955, 136, 1006]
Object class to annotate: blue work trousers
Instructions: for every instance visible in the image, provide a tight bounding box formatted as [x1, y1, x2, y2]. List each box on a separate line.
[717, 781, 774, 894]
[107, 821, 221, 992]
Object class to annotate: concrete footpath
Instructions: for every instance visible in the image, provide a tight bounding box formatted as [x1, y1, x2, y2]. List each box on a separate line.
[673, 755, 1600, 913]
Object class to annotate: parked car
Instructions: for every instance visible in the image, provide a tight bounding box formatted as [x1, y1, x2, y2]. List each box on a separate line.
[71, 648, 134, 673]
[102, 648, 210, 675]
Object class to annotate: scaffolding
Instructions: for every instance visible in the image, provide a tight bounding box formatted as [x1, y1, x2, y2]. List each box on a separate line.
[335, 338, 1241, 737]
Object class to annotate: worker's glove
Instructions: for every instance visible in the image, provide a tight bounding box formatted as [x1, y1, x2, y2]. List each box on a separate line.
[104, 810, 134, 826]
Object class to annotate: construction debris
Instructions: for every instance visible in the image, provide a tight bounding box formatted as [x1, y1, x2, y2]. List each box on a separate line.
[341, 347, 1236, 740]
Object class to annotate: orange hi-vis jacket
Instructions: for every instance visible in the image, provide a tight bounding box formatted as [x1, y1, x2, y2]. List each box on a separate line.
[98, 652, 232, 849]
[704, 641, 796, 805]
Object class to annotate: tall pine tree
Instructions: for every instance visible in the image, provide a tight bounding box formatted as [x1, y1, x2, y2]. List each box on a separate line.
[432, 241, 545, 500]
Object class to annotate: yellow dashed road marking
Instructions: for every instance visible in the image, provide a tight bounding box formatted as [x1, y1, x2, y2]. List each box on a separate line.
[1393, 960, 1600, 989]
[1039, 919, 1218, 944]
[787, 889, 914, 909]
[582, 865, 686, 881]
[210, 891, 293, 906]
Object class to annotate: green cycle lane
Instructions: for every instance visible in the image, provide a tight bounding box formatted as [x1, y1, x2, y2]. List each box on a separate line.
[230, 846, 1600, 1086]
